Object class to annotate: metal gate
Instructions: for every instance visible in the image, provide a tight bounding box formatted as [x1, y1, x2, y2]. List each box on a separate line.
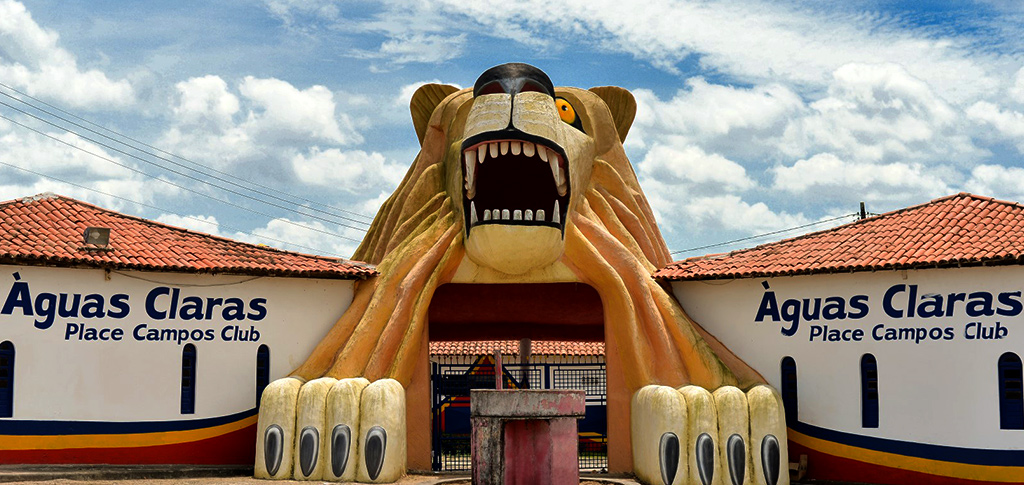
[431, 357, 607, 472]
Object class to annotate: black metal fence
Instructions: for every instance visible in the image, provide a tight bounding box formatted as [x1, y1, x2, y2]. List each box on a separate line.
[430, 359, 607, 472]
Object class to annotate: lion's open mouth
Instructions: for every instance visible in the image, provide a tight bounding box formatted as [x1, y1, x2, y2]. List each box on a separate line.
[461, 130, 570, 236]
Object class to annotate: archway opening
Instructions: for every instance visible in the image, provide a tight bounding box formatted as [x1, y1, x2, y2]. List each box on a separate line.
[425, 282, 606, 473]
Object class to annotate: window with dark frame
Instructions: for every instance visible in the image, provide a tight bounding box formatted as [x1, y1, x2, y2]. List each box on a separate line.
[998, 352, 1023, 430]
[181, 344, 197, 414]
[861, 354, 879, 428]
[780, 356, 798, 425]
[0, 341, 14, 418]
[256, 344, 270, 407]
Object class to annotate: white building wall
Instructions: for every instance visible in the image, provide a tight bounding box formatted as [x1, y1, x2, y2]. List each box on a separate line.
[0, 265, 353, 421]
[673, 265, 1024, 450]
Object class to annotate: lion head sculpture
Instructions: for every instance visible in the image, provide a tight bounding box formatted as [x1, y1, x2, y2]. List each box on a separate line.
[257, 63, 780, 484]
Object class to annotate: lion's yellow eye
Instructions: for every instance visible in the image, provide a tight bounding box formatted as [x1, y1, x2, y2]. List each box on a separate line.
[556, 98, 577, 125]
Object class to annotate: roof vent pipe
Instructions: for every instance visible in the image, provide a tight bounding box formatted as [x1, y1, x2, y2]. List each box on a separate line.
[859, 202, 867, 220]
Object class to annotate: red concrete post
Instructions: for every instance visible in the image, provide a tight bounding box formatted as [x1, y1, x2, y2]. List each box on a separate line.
[470, 390, 586, 485]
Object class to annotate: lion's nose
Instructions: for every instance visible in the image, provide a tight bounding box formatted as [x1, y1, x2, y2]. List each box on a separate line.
[473, 62, 554, 99]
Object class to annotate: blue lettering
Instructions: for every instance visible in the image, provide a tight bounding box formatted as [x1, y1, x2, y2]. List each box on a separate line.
[248, 298, 267, 321]
[146, 287, 170, 320]
[882, 284, 906, 318]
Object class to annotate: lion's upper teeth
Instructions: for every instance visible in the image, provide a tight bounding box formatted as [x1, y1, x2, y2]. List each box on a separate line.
[523, 142, 535, 158]
[537, 145, 548, 162]
[478, 144, 488, 163]
[489, 143, 498, 159]
[510, 141, 522, 155]
[500, 141, 509, 155]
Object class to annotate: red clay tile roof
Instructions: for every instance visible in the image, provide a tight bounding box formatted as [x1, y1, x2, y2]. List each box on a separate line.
[429, 340, 605, 356]
[655, 193, 1024, 281]
[0, 193, 375, 279]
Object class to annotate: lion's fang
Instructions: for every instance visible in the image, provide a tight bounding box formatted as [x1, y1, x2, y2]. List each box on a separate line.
[471, 202, 478, 225]
[552, 201, 560, 224]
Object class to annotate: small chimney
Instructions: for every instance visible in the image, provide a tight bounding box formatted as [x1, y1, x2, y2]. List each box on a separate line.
[83, 227, 110, 247]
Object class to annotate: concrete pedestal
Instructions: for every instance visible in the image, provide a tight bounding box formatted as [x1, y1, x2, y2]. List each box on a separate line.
[470, 390, 586, 485]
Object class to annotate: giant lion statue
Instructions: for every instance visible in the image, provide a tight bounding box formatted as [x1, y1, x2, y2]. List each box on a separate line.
[255, 63, 789, 485]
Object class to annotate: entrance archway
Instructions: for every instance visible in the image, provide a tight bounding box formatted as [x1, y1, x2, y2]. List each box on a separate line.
[422, 282, 606, 472]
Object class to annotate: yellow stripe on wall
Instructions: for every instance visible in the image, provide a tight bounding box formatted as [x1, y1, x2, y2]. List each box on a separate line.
[789, 428, 1024, 483]
[0, 415, 257, 451]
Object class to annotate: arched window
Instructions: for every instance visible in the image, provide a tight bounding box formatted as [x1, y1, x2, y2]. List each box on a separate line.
[181, 344, 197, 414]
[780, 356, 798, 425]
[861, 354, 879, 428]
[256, 344, 270, 407]
[998, 352, 1023, 430]
[0, 341, 14, 418]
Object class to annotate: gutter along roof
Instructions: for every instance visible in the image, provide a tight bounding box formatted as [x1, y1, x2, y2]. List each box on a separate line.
[0, 193, 375, 279]
[655, 193, 1024, 281]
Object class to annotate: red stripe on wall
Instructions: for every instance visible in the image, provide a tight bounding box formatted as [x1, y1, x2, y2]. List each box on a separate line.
[0, 424, 256, 465]
[789, 440, 1009, 485]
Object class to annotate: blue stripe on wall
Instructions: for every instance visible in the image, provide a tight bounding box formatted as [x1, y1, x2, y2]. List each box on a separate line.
[0, 408, 256, 435]
[792, 421, 1024, 467]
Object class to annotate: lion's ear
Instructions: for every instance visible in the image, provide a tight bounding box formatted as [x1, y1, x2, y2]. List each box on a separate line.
[411, 83, 459, 145]
[589, 86, 636, 143]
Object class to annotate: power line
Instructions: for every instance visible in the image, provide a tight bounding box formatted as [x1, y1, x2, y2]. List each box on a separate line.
[670, 213, 858, 255]
[0, 159, 351, 257]
[0, 113, 364, 245]
[0, 100, 374, 234]
[0, 82, 375, 225]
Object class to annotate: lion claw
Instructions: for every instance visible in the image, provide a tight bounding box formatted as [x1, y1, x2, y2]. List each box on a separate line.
[632, 385, 789, 485]
[255, 377, 406, 483]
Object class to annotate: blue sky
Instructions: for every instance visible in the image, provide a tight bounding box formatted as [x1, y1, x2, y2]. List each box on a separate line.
[2, 0, 1024, 260]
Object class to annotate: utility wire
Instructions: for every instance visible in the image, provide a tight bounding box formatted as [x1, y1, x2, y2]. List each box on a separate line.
[0, 159, 351, 257]
[670, 213, 858, 255]
[0, 82, 375, 225]
[0, 100, 370, 234]
[0, 113, 364, 244]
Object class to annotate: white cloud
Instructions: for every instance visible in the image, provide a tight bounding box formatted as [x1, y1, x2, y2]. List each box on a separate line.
[0, 0, 134, 109]
[965, 164, 1024, 202]
[154, 213, 222, 235]
[234, 217, 362, 258]
[374, 33, 467, 65]
[637, 145, 754, 192]
[172, 75, 240, 128]
[966, 100, 1024, 152]
[399, 0, 1010, 104]
[771, 153, 951, 205]
[630, 79, 804, 159]
[159, 75, 364, 169]
[1011, 67, 1024, 104]
[291, 147, 405, 194]
[238, 76, 360, 145]
[782, 63, 980, 165]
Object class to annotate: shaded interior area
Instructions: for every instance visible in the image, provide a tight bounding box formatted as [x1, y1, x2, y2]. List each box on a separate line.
[428, 282, 603, 342]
